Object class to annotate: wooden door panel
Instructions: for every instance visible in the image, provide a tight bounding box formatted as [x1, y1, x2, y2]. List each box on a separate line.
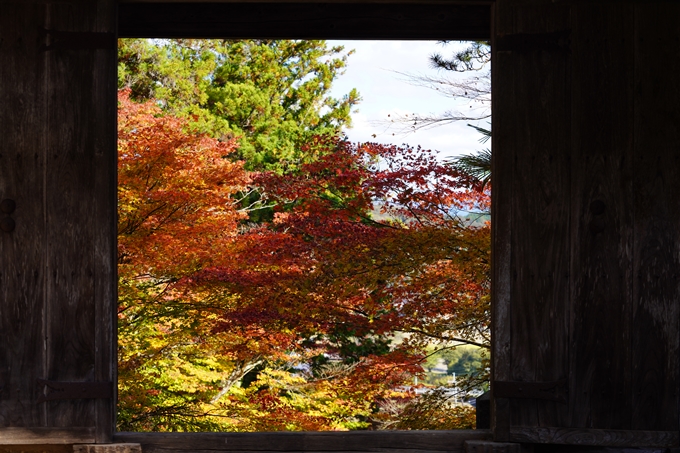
[492, 0, 572, 436]
[492, 0, 680, 446]
[568, 3, 635, 430]
[0, 0, 116, 443]
[631, 3, 680, 431]
[43, 1, 116, 434]
[0, 1, 49, 430]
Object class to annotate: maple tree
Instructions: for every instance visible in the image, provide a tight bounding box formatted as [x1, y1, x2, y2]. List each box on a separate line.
[117, 89, 490, 432]
[117, 89, 253, 430]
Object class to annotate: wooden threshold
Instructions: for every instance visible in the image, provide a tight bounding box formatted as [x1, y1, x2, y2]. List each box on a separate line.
[114, 430, 492, 453]
[0, 428, 96, 445]
[117, 0, 492, 5]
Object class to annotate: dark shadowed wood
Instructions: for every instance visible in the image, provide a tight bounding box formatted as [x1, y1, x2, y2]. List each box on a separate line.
[508, 427, 678, 448]
[44, 0, 99, 427]
[131, 449, 476, 453]
[42, 1, 117, 442]
[631, 3, 680, 432]
[493, 0, 680, 446]
[568, 3, 635, 430]
[132, 450, 474, 453]
[4, 0, 680, 448]
[118, 2, 490, 40]
[507, 3, 571, 432]
[490, 0, 512, 441]
[0, 445, 73, 453]
[119, 0, 491, 3]
[0, 0, 116, 444]
[491, 0, 571, 439]
[0, 1, 48, 430]
[92, 17, 119, 446]
[0, 427, 95, 445]
[114, 431, 492, 452]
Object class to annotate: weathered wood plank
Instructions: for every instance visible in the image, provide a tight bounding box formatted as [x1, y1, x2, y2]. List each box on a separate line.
[0, 446, 73, 453]
[42, 1, 116, 440]
[568, 3, 635, 430]
[87, 0, 118, 444]
[73, 444, 141, 453]
[0, 428, 95, 445]
[490, 0, 511, 440]
[114, 431, 492, 452]
[631, 3, 680, 432]
[141, 450, 468, 453]
[118, 2, 490, 40]
[508, 427, 678, 448]
[491, 0, 572, 437]
[119, 0, 492, 3]
[508, 3, 572, 432]
[0, 0, 115, 444]
[0, 1, 47, 430]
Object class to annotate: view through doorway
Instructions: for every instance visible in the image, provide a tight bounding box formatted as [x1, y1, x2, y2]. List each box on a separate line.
[116, 38, 491, 433]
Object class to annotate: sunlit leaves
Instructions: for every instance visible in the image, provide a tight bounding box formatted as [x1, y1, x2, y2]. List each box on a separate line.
[118, 91, 490, 431]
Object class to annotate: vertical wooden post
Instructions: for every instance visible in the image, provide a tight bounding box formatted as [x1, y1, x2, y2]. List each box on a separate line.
[491, 0, 572, 440]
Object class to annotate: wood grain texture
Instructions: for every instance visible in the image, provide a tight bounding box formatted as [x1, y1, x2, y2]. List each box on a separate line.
[492, 0, 680, 443]
[79, 0, 118, 443]
[118, 2, 490, 40]
[0, 1, 48, 430]
[491, 0, 572, 437]
[568, 3, 635, 430]
[73, 444, 141, 453]
[92, 8, 118, 444]
[114, 431, 492, 452]
[0, 0, 116, 444]
[464, 441, 521, 453]
[0, 428, 94, 445]
[0, 446, 73, 453]
[490, 0, 513, 440]
[631, 3, 680, 432]
[42, 0, 116, 440]
[508, 427, 678, 448]
[509, 3, 572, 431]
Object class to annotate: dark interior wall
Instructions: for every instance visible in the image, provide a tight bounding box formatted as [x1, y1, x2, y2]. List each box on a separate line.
[492, 0, 680, 446]
[0, 0, 116, 444]
[1, 0, 679, 448]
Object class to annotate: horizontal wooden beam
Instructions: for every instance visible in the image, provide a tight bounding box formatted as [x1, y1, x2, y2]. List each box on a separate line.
[118, 0, 492, 5]
[118, 2, 490, 40]
[0, 427, 96, 445]
[114, 430, 492, 452]
[508, 427, 679, 448]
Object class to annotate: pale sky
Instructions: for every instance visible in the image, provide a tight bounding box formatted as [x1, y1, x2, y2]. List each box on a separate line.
[327, 40, 490, 160]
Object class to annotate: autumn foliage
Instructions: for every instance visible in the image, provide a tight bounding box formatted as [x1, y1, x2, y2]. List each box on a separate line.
[117, 90, 490, 432]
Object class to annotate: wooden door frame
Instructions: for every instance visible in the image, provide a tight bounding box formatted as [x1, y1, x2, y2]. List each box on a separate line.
[111, 1, 494, 450]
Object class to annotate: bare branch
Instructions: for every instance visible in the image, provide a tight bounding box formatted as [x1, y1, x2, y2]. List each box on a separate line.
[372, 70, 490, 135]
